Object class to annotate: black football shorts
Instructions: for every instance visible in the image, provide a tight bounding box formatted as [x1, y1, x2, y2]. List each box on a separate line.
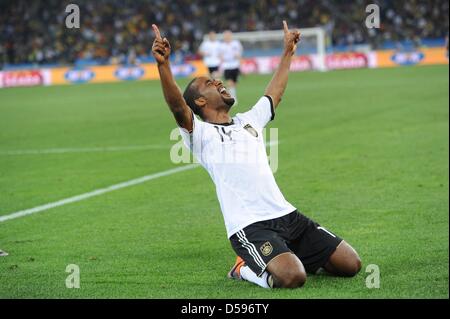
[229, 210, 343, 276]
[223, 68, 240, 82]
[208, 66, 219, 75]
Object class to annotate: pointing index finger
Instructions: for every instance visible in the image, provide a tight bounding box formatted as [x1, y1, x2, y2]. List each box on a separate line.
[152, 24, 162, 40]
[283, 20, 289, 33]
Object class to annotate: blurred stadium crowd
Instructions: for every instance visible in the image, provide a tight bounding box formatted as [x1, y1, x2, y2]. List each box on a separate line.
[0, 0, 448, 68]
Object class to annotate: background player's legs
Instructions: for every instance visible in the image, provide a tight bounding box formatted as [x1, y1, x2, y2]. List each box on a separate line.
[211, 70, 220, 79]
[323, 241, 361, 277]
[227, 78, 237, 102]
[266, 252, 307, 288]
[224, 68, 239, 104]
[208, 66, 220, 80]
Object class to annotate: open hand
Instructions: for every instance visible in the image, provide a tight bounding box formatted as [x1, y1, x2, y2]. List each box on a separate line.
[283, 20, 301, 56]
[152, 24, 171, 64]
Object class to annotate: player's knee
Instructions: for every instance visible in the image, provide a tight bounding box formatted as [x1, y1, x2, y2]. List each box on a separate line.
[344, 255, 362, 277]
[277, 270, 307, 288]
[351, 255, 362, 276]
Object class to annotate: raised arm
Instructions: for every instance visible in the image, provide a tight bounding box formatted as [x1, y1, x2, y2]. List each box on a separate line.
[264, 21, 301, 108]
[151, 24, 193, 132]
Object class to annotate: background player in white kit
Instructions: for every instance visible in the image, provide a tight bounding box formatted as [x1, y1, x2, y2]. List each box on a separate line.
[219, 30, 243, 105]
[198, 31, 221, 79]
[151, 21, 361, 289]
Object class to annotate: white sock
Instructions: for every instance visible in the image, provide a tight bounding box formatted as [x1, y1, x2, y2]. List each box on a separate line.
[240, 266, 273, 289]
[315, 267, 325, 275]
[229, 87, 237, 99]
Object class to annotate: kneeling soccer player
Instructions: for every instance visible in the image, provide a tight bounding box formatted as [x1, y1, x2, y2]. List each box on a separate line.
[151, 21, 361, 288]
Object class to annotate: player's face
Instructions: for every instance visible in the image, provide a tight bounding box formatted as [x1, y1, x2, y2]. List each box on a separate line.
[197, 77, 235, 110]
[223, 31, 232, 42]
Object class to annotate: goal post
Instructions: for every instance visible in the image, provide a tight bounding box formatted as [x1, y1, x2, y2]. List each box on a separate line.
[208, 27, 328, 71]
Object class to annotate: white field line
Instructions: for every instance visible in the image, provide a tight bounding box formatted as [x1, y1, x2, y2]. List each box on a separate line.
[0, 138, 278, 156]
[0, 140, 280, 223]
[0, 145, 170, 156]
[0, 164, 199, 223]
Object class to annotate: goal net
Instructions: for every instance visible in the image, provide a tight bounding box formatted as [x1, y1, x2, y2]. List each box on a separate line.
[211, 27, 328, 72]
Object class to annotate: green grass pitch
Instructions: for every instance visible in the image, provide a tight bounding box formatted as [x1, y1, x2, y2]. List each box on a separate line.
[0, 65, 448, 298]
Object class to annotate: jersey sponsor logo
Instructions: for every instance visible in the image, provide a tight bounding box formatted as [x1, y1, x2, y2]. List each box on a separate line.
[244, 124, 258, 137]
[260, 241, 273, 256]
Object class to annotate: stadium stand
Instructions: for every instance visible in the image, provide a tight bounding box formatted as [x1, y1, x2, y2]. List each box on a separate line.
[0, 0, 448, 69]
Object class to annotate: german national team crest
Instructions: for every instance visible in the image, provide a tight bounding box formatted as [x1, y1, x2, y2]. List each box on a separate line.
[244, 124, 258, 137]
[260, 241, 273, 256]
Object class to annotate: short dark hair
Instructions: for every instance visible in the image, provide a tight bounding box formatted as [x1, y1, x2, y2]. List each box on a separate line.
[183, 78, 203, 118]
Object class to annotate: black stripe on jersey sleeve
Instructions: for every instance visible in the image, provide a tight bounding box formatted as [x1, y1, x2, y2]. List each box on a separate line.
[264, 95, 275, 121]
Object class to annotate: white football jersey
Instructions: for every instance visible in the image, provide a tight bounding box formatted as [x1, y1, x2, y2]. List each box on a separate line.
[179, 96, 296, 238]
[199, 40, 221, 67]
[219, 40, 243, 70]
